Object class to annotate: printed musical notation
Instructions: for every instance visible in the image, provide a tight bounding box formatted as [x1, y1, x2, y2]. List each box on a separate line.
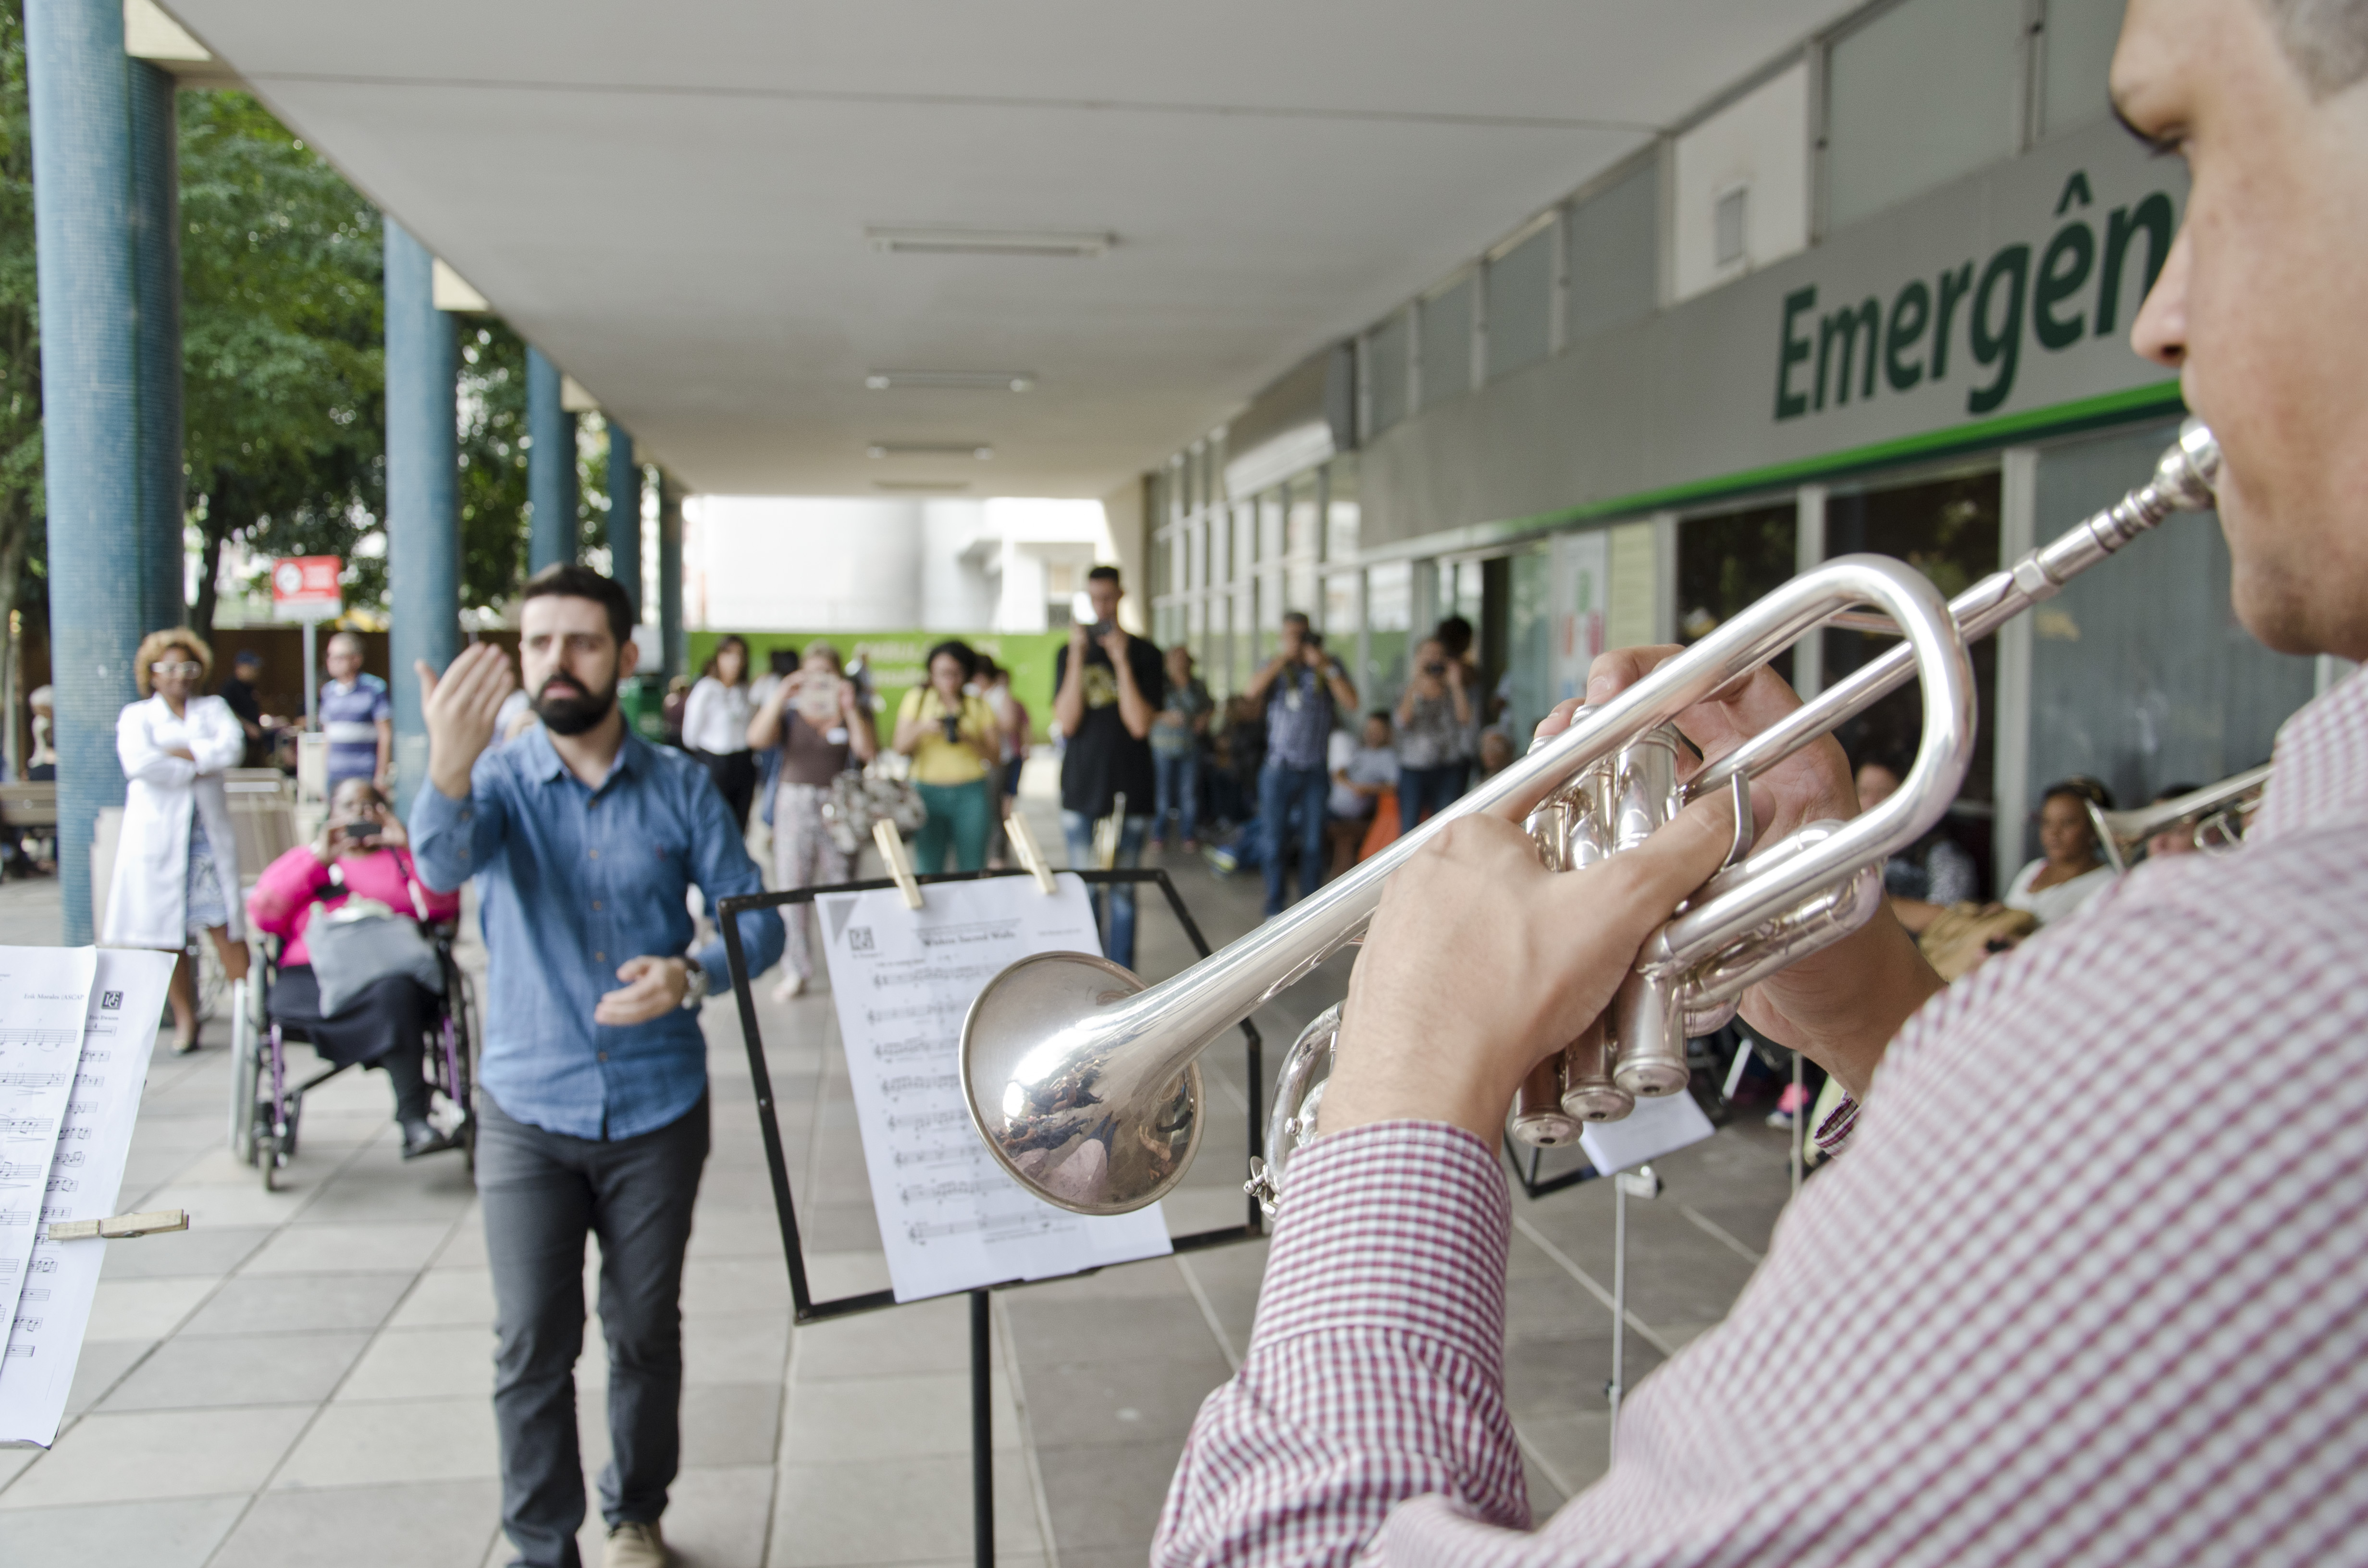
[818, 878, 1172, 1303]
[0, 945, 169, 1448]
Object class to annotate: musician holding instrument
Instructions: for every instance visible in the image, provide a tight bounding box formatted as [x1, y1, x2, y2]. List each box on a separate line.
[1155, 4, 2368, 1563]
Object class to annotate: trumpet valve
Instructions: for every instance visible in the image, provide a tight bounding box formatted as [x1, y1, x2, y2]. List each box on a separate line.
[1508, 1053, 1585, 1146]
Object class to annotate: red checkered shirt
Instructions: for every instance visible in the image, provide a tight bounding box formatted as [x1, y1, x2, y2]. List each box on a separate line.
[1156, 672, 2368, 1567]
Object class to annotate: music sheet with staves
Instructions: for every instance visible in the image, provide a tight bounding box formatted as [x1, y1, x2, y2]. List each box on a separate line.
[818, 875, 1173, 1303]
[0, 947, 173, 1446]
[0, 946, 96, 1366]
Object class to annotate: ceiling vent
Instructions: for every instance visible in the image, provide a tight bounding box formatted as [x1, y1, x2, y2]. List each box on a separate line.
[865, 227, 1113, 259]
[867, 442, 994, 460]
[864, 370, 1036, 392]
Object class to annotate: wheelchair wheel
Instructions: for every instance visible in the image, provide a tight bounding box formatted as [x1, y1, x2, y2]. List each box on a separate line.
[229, 980, 261, 1165]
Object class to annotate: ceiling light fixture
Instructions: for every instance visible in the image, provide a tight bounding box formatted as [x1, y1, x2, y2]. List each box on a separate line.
[867, 442, 994, 460]
[865, 227, 1113, 259]
[873, 479, 972, 493]
[864, 370, 1036, 392]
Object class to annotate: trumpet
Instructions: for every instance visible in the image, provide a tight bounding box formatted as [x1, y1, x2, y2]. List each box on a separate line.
[961, 420, 2221, 1216]
[2088, 765, 2271, 873]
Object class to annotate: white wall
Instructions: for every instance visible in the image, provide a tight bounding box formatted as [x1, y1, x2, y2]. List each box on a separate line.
[685, 493, 1114, 633]
[1672, 61, 1811, 303]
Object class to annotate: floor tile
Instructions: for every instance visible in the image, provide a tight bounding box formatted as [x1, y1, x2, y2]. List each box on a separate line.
[681, 1380, 784, 1468]
[658, 1463, 776, 1568]
[180, 1272, 414, 1336]
[241, 1219, 457, 1276]
[1033, 1438, 1194, 1551]
[784, 1371, 1019, 1461]
[62, 1337, 158, 1419]
[101, 1330, 371, 1411]
[273, 1394, 500, 1488]
[0, 1494, 246, 1568]
[335, 1324, 493, 1402]
[1016, 1355, 1230, 1449]
[384, 1266, 496, 1330]
[211, 1478, 502, 1568]
[770, 1453, 1043, 1566]
[683, 1312, 790, 1388]
[0, 1405, 313, 1508]
[135, 1181, 324, 1229]
[681, 1256, 792, 1317]
[793, 1297, 973, 1380]
[83, 1275, 216, 1341]
[96, 1223, 274, 1280]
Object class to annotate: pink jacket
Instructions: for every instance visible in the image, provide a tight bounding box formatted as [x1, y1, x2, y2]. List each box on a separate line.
[246, 843, 463, 968]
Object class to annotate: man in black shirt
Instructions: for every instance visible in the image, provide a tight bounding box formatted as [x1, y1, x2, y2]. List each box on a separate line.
[1051, 565, 1164, 969]
[218, 649, 269, 768]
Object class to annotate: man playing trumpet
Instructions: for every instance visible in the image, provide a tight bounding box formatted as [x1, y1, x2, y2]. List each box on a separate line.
[1156, 1, 2368, 1563]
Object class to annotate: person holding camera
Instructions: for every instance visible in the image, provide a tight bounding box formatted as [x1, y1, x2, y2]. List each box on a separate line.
[247, 776, 464, 1157]
[1052, 565, 1165, 967]
[1394, 636, 1472, 833]
[1243, 612, 1358, 916]
[750, 642, 877, 996]
[894, 639, 1003, 874]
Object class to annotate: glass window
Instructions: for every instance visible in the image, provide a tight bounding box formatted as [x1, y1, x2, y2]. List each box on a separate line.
[1323, 570, 1360, 643]
[1367, 311, 1411, 438]
[1178, 455, 1196, 520]
[1367, 560, 1414, 714]
[1568, 162, 1658, 341]
[1420, 275, 1474, 408]
[1505, 545, 1553, 749]
[1487, 225, 1554, 380]
[1286, 473, 1320, 613]
[1233, 502, 1256, 585]
[1826, 0, 2025, 230]
[2041, 0, 2127, 136]
[1259, 488, 1286, 567]
[1325, 456, 1360, 562]
[1678, 501, 1798, 683]
[1824, 471, 2000, 817]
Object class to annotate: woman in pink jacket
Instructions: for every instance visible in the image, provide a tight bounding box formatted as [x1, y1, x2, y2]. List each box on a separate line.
[247, 778, 464, 1157]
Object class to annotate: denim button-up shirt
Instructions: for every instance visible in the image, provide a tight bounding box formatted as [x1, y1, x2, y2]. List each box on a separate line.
[410, 727, 784, 1140]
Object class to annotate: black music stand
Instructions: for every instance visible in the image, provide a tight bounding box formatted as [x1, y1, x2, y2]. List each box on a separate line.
[716, 867, 1264, 1568]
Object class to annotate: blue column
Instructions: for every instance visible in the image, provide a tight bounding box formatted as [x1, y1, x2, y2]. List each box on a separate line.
[658, 473, 685, 679]
[526, 346, 577, 573]
[606, 425, 641, 622]
[27, 0, 138, 945]
[382, 220, 458, 801]
[129, 58, 182, 632]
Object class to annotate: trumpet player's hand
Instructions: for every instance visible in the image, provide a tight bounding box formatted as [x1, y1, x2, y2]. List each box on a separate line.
[1323, 802, 1736, 1150]
[1552, 649, 1945, 1101]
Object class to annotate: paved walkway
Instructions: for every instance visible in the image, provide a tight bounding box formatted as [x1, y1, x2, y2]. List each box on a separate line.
[0, 802, 1799, 1566]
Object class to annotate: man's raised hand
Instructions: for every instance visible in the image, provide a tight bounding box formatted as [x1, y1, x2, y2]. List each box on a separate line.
[417, 643, 516, 801]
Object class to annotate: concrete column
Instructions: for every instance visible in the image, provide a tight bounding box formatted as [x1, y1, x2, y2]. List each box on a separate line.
[526, 345, 577, 573]
[129, 58, 183, 631]
[658, 473, 685, 679]
[606, 425, 641, 621]
[27, 0, 139, 944]
[382, 220, 459, 802]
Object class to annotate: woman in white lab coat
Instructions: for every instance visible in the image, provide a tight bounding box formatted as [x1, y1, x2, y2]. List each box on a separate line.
[103, 628, 251, 1054]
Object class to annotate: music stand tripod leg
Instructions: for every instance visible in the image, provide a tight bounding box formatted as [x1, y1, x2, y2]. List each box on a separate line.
[972, 1287, 994, 1568]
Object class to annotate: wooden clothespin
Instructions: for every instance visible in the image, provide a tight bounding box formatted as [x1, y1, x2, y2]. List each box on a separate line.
[1093, 791, 1128, 870]
[1005, 809, 1057, 895]
[873, 817, 923, 909]
[49, 1208, 187, 1242]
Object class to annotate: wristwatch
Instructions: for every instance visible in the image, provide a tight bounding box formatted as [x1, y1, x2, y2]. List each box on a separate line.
[678, 957, 706, 1009]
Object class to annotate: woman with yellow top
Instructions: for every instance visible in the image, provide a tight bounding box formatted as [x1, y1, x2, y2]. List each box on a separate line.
[894, 641, 1002, 873]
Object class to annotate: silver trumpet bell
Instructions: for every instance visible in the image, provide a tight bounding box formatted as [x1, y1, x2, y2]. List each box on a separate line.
[966, 420, 2221, 1217]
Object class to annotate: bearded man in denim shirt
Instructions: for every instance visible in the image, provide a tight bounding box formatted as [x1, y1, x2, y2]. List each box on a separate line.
[411, 565, 783, 1568]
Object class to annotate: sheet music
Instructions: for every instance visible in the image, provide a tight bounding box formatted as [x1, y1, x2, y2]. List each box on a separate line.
[0, 948, 172, 1446]
[0, 947, 97, 1365]
[1579, 1088, 1715, 1176]
[818, 874, 1173, 1302]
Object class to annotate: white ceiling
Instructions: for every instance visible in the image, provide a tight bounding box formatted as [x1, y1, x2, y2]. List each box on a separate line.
[162, 0, 1864, 499]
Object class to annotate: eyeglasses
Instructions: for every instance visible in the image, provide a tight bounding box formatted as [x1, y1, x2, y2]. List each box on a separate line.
[150, 661, 202, 678]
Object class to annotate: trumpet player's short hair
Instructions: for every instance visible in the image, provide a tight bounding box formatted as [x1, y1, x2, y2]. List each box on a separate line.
[2259, 0, 2368, 94]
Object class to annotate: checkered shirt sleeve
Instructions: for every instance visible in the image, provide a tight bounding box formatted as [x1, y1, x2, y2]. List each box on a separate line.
[1155, 671, 2368, 1568]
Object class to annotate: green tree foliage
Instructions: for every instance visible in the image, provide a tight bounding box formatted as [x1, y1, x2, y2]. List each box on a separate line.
[178, 89, 384, 639]
[456, 318, 531, 614]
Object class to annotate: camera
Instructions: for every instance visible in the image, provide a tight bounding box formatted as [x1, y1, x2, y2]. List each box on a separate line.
[1089, 619, 1116, 642]
[1423, 660, 1446, 677]
[940, 714, 962, 744]
[338, 821, 380, 845]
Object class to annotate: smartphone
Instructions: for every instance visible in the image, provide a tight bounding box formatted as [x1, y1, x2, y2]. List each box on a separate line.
[1090, 620, 1116, 641]
[940, 715, 962, 744]
[1423, 661, 1447, 676]
[339, 821, 380, 845]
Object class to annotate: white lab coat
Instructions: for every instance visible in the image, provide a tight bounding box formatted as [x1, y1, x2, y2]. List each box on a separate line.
[101, 693, 247, 949]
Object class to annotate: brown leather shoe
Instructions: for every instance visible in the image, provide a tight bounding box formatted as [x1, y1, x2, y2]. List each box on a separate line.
[604, 1521, 670, 1568]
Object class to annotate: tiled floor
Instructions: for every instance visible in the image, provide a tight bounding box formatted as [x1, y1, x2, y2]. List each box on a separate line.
[0, 795, 1801, 1565]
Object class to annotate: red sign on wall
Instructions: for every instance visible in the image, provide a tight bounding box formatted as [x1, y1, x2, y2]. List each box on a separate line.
[270, 556, 343, 622]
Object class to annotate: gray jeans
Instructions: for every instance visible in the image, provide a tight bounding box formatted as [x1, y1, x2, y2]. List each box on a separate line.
[478, 1092, 709, 1568]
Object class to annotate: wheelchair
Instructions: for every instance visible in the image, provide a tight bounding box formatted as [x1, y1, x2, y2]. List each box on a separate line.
[229, 926, 479, 1190]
